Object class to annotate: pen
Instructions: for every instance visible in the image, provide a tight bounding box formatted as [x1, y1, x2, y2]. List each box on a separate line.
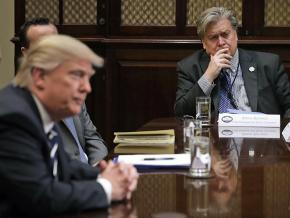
[143, 157, 174, 161]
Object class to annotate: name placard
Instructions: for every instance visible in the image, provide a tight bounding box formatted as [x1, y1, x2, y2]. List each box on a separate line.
[219, 126, 280, 138]
[282, 123, 290, 142]
[218, 113, 280, 127]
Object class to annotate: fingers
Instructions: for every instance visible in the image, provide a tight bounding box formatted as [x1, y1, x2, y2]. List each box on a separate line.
[205, 48, 232, 81]
[103, 162, 138, 201]
[212, 48, 232, 69]
[116, 163, 139, 200]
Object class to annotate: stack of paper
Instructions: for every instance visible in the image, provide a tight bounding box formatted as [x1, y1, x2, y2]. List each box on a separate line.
[114, 153, 190, 169]
[113, 129, 175, 154]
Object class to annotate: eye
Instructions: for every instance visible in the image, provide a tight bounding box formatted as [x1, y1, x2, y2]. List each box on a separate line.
[70, 70, 85, 78]
[221, 31, 231, 39]
[208, 34, 218, 41]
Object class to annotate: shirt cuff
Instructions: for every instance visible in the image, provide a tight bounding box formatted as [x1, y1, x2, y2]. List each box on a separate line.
[97, 177, 112, 204]
[198, 74, 215, 96]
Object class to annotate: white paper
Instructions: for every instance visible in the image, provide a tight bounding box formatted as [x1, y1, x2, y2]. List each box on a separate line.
[219, 126, 280, 138]
[282, 123, 290, 142]
[115, 153, 190, 167]
[218, 113, 280, 127]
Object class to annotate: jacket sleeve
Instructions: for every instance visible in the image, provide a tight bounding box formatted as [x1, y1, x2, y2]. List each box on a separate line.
[269, 54, 290, 117]
[174, 58, 206, 117]
[77, 104, 108, 165]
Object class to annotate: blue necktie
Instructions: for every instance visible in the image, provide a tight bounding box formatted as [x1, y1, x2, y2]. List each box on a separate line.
[47, 125, 60, 178]
[64, 117, 88, 163]
[219, 70, 236, 113]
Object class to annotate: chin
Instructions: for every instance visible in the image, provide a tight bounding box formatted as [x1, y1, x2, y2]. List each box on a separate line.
[73, 106, 82, 115]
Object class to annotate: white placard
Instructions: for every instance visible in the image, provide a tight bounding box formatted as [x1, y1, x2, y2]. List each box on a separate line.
[282, 122, 290, 142]
[219, 126, 280, 138]
[218, 113, 280, 127]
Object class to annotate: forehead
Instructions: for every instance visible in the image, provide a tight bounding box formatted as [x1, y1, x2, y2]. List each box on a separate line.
[205, 18, 233, 36]
[27, 24, 58, 42]
[59, 59, 95, 75]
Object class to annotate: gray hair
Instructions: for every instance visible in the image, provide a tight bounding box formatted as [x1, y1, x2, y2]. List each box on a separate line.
[13, 34, 104, 87]
[196, 7, 238, 39]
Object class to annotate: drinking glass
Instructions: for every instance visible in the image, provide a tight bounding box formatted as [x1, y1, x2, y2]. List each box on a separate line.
[189, 128, 211, 177]
[196, 96, 211, 126]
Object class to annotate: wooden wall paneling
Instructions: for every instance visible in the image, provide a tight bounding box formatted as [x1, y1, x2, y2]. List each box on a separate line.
[14, 0, 26, 72]
[104, 48, 119, 149]
[84, 41, 107, 141]
[108, 0, 121, 35]
[242, 0, 264, 36]
[14, 0, 25, 33]
[176, 0, 187, 35]
[117, 61, 177, 132]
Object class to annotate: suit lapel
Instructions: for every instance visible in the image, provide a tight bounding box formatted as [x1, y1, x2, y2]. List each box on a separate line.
[62, 117, 85, 149]
[199, 51, 220, 113]
[73, 116, 85, 147]
[239, 49, 258, 111]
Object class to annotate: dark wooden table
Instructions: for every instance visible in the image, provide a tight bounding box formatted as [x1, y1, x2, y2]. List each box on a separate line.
[56, 117, 290, 218]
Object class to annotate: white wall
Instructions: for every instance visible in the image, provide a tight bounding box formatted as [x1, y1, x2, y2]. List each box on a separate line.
[0, 0, 15, 88]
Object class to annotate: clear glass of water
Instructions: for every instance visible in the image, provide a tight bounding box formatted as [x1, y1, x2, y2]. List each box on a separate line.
[189, 128, 211, 177]
[196, 97, 211, 126]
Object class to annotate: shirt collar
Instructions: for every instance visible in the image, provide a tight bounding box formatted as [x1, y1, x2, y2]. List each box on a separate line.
[32, 94, 54, 134]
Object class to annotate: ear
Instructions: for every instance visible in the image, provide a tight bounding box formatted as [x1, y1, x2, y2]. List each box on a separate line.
[31, 67, 47, 90]
[201, 40, 206, 50]
[21, 47, 27, 55]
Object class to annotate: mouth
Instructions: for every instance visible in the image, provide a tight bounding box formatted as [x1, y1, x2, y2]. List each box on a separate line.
[74, 97, 85, 106]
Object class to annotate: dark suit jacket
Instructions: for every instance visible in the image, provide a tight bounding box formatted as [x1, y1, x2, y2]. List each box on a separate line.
[57, 105, 108, 166]
[175, 48, 290, 118]
[0, 85, 108, 217]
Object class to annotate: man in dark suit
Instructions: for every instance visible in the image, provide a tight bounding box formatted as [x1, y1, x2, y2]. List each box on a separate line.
[0, 34, 138, 217]
[175, 7, 290, 117]
[19, 18, 107, 166]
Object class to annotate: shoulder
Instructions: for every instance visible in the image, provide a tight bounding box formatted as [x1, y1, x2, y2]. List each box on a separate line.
[240, 48, 280, 63]
[178, 49, 204, 66]
[177, 49, 205, 72]
[0, 85, 42, 133]
[0, 85, 31, 114]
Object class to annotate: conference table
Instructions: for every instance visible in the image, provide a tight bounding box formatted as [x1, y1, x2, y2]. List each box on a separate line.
[56, 117, 290, 218]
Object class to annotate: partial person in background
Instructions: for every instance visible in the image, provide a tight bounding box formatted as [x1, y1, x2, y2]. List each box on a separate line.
[175, 7, 290, 117]
[19, 18, 108, 166]
[0, 34, 138, 216]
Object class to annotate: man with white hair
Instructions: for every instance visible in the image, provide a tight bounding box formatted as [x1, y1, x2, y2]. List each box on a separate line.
[19, 17, 108, 166]
[0, 34, 138, 216]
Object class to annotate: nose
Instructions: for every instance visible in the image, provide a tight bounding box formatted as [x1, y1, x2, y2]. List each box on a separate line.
[217, 35, 226, 46]
[80, 77, 92, 93]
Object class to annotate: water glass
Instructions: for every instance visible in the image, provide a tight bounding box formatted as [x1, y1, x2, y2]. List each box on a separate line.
[196, 97, 211, 126]
[189, 128, 211, 177]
